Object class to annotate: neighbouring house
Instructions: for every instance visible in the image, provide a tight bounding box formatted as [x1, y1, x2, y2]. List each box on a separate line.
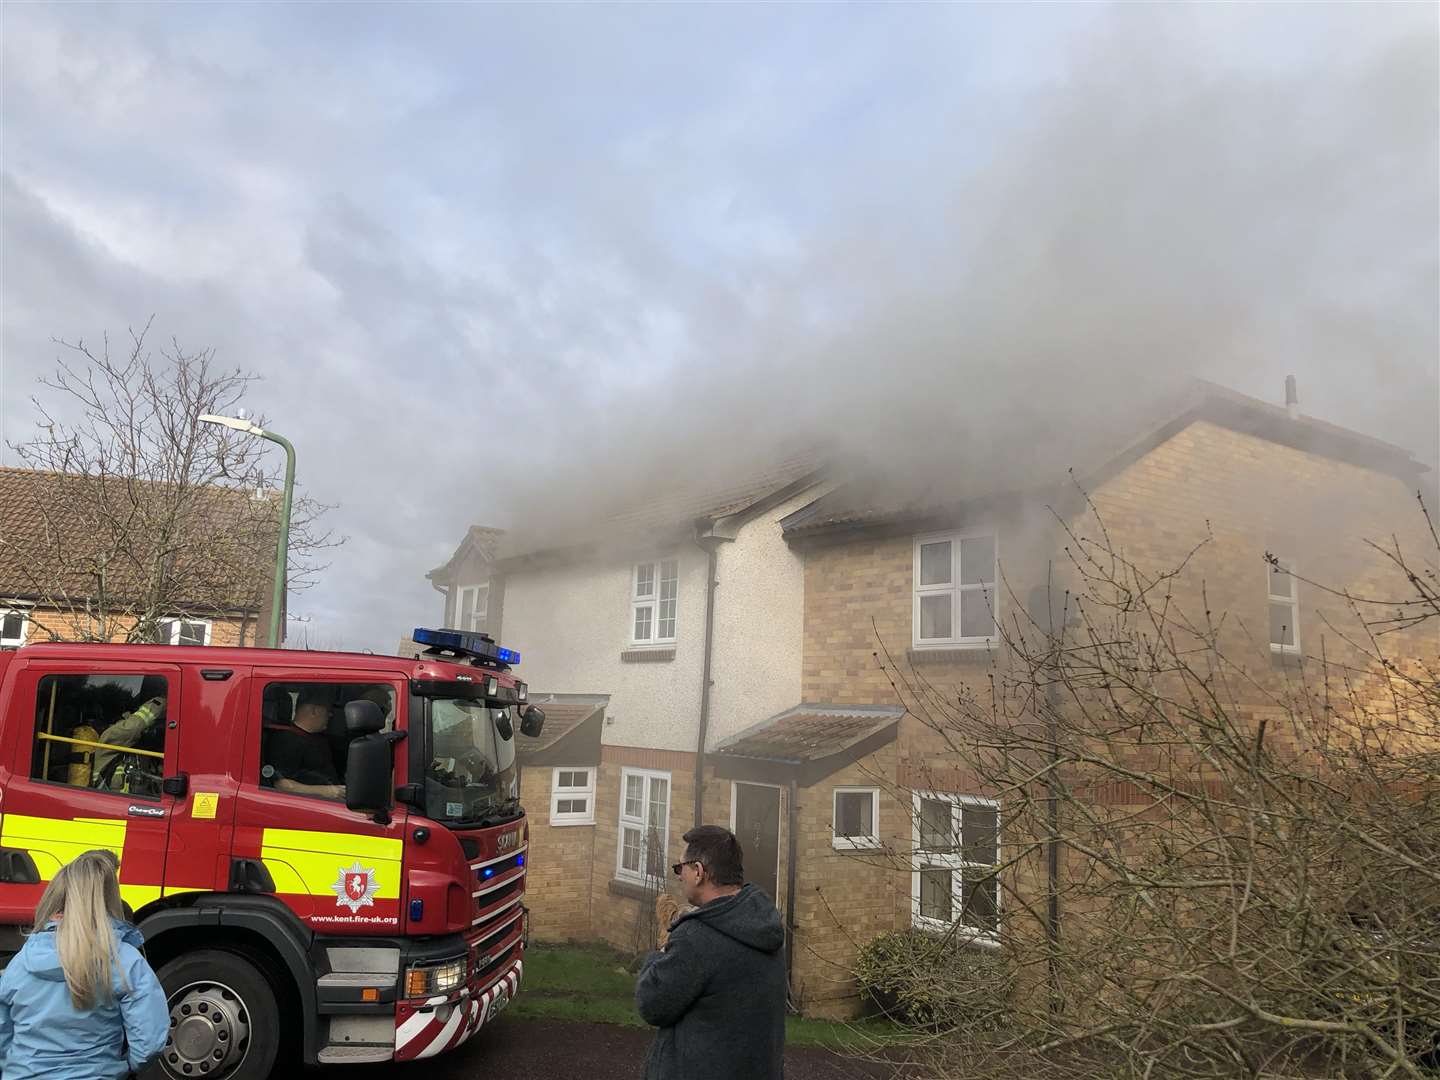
[427, 456, 830, 950]
[425, 526, 504, 636]
[0, 466, 280, 648]
[427, 381, 1430, 1018]
[743, 379, 1431, 1017]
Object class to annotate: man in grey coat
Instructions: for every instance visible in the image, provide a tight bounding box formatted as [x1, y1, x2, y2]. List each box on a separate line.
[635, 825, 787, 1080]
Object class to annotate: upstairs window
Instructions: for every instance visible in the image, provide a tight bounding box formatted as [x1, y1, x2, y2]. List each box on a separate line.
[1, 609, 27, 647]
[631, 559, 678, 645]
[159, 618, 211, 646]
[1268, 559, 1299, 654]
[456, 584, 489, 632]
[914, 532, 997, 647]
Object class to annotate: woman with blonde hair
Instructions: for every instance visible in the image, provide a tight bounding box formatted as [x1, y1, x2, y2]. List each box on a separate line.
[0, 849, 168, 1079]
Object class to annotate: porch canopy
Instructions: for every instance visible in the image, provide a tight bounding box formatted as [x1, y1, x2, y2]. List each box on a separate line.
[711, 703, 903, 788]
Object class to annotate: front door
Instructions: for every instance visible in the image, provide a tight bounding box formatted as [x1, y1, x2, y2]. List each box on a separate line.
[733, 782, 781, 905]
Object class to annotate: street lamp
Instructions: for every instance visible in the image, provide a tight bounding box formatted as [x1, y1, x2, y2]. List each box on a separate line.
[199, 412, 295, 648]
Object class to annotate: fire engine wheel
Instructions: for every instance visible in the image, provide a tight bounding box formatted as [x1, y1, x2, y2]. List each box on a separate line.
[150, 950, 280, 1080]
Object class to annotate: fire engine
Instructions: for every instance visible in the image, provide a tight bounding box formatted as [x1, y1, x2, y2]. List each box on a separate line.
[0, 627, 543, 1078]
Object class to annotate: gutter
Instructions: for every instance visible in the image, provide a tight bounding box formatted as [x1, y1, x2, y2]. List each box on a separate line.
[693, 537, 721, 826]
[785, 775, 799, 992]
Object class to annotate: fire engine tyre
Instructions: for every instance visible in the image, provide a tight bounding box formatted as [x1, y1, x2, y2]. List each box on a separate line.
[146, 949, 280, 1080]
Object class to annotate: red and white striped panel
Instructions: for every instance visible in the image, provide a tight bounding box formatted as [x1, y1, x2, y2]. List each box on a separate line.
[394, 960, 524, 1062]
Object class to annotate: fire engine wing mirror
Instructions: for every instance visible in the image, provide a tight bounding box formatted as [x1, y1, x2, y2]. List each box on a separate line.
[346, 730, 407, 823]
[344, 699, 385, 736]
[519, 705, 545, 739]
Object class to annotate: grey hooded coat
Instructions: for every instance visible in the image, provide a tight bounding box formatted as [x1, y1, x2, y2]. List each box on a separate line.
[635, 884, 787, 1080]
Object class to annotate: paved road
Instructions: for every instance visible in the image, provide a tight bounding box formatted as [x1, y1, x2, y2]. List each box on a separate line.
[349, 1015, 901, 1079]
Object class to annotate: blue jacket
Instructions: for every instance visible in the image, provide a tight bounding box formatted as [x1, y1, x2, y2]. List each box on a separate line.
[0, 919, 169, 1080]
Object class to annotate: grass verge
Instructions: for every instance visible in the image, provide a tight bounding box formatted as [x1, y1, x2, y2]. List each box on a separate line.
[511, 942, 908, 1051]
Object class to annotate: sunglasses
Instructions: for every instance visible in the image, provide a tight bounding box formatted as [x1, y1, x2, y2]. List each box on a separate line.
[670, 860, 701, 877]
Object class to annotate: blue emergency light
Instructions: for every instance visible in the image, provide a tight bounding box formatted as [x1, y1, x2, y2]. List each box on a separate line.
[413, 627, 521, 667]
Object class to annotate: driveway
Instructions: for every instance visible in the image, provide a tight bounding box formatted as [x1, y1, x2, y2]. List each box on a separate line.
[353, 1014, 902, 1079]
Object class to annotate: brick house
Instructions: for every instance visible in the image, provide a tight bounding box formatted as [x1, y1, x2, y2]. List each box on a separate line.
[739, 379, 1431, 1017]
[427, 381, 1428, 1017]
[426, 457, 829, 950]
[0, 467, 279, 648]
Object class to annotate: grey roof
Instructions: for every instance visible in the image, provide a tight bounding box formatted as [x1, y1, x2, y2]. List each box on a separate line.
[712, 703, 905, 764]
[497, 451, 825, 563]
[517, 695, 606, 757]
[781, 380, 1426, 538]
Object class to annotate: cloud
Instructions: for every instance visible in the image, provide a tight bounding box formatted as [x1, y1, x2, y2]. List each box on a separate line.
[2, 3, 1434, 652]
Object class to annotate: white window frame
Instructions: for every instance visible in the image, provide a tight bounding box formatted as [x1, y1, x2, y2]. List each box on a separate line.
[550, 766, 596, 826]
[913, 531, 998, 648]
[159, 618, 212, 646]
[1267, 558, 1300, 655]
[0, 607, 29, 647]
[910, 790, 1001, 944]
[455, 583, 489, 632]
[831, 787, 881, 850]
[630, 559, 678, 647]
[616, 767, 671, 884]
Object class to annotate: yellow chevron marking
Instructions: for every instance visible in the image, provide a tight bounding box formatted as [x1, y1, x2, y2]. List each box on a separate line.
[0, 814, 128, 878]
[121, 884, 163, 908]
[260, 828, 402, 899]
[161, 886, 207, 898]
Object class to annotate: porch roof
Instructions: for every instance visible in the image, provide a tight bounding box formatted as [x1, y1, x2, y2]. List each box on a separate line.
[711, 703, 903, 786]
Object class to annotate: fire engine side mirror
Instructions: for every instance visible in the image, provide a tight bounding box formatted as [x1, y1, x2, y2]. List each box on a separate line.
[346, 731, 406, 822]
[344, 700, 385, 736]
[519, 705, 545, 739]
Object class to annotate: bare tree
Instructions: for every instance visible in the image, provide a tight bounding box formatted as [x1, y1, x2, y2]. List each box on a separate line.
[2, 321, 342, 644]
[859, 493, 1438, 1079]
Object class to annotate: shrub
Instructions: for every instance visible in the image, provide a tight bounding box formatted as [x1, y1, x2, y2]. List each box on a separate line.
[854, 928, 1013, 1030]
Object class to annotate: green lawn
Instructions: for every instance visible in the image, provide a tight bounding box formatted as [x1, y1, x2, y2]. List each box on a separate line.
[513, 942, 907, 1051]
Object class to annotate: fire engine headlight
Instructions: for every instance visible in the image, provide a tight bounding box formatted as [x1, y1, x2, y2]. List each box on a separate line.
[516, 682, 527, 703]
[485, 675, 499, 697]
[404, 957, 466, 997]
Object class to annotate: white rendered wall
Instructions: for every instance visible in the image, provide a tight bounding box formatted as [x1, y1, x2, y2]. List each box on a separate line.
[705, 485, 833, 747]
[498, 550, 707, 753]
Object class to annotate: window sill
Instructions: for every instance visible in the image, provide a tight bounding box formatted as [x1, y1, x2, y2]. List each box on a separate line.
[911, 919, 1001, 948]
[620, 647, 676, 663]
[549, 818, 596, 828]
[608, 877, 662, 901]
[832, 837, 882, 852]
[907, 645, 996, 666]
[1269, 646, 1302, 668]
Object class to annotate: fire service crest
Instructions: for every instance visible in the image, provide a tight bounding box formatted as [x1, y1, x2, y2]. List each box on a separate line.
[332, 861, 380, 913]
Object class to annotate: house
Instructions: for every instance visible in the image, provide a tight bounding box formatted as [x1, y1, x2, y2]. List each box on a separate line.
[427, 380, 1429, 1018]
[427, 456, 829, 947]
[734, 379, 1432, 1017]
[425, 526, 504, 635]
[0, 467, 280, 648]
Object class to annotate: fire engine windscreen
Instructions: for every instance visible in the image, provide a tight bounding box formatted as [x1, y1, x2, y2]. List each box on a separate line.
[425, 697, 518, 823]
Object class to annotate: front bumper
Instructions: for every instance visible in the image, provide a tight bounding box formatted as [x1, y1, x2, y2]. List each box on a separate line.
[393, 949, 523, 1061]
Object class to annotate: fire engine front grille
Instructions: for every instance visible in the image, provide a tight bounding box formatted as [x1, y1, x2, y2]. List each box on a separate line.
[471, 936, 521, 987]
[473, 875, 524, 920]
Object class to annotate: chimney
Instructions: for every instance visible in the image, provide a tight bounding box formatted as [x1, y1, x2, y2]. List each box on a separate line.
[1284, 375, 1299, 420]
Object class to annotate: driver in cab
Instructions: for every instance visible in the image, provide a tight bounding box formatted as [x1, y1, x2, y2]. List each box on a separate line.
[265, 688, 345, 799]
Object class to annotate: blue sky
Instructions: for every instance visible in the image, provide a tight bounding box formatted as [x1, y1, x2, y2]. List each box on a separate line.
[2, 3, 1435, 651]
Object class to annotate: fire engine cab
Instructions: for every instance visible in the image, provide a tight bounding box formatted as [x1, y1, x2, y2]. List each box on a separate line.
[0, 627, 543, 1078]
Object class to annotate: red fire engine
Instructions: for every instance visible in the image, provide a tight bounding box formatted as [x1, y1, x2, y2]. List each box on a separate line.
[0, 627, 543, 1078]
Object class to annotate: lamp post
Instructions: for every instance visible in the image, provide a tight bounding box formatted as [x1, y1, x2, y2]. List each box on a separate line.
[199, 413, 295, 648]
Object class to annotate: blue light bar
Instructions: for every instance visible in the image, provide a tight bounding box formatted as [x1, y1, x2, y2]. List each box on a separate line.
[412, 627, 521, 667]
